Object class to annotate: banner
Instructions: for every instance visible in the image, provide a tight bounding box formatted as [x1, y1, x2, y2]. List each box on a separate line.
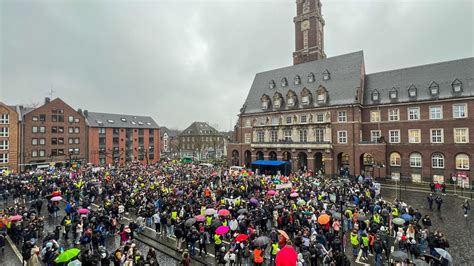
[225, 196, 241, 206]
[276, 182, 292, 190]
[373, 182, 381, 196]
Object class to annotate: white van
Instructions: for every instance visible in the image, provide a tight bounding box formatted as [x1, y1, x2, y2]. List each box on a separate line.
[229, 166, 244, 175]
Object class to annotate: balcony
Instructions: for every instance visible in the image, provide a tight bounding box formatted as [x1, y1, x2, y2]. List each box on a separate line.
[251, 141, 332, 150]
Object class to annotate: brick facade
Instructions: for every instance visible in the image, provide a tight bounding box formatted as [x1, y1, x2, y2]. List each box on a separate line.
[0, 103, 19, 172]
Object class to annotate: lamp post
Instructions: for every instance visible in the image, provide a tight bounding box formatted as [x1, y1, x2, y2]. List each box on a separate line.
[339, 186, 346, 253]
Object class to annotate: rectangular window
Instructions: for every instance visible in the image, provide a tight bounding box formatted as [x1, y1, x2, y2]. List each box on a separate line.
[39, 126, 45, 133]
[299, 130, 308, 142]
[257, 131, 265, 142]
[68, 127, 74, 133]
[316, 113, 324, 122]
[408, 107, 420, 120]
[271, 130, 278, 142]
[74, 148, 80, 155]
[32, 138, 38, 145]
[39, 150, 45, 157]
[302, 96, 310, 105]
[99, 128, 106, 134]
[58, 127, 64, 133]
[0, 140, 8, 150]
[337, 131, 347, 144]
[0, 114, 9, 124]
[338, 111, 347, 122]
[388, 109, 399, 121]
[52, 127, 58, 134]
[32, 116, 38, 121]
[51, 149, 58, 157]
[244, 133, 251, 144]
[370, 130, 381, 142]
[39, 114, 46, 121]
[0, 127, 8, 137]
[370, 111, 380, 122]
[58, 138, 64, 145]
[74, 118, 80, 123]
[408, 129, 421, 143]
[39, 138, 45, 145]
[284, 129, 292, 141]
[430, 129, 444, 143]
[315, 128, 325, 142]
[68, 116, 74, 123]
[32, 126, 38, 133]
[51, 138, 57, 145]
[32, 150, 38, 157]
[74, 138, 79, 144]
[410, 155, 422, 168]
[454, 128, 469, 143]
[286, 116, 292, 124]
[389, 130, 400, 143]
[68, 138, 73, 144]
[429, 106, 443, 119]
[0, 153, 7, 163]
[453, 103, 467, 118]
[300, 115, 307, 123]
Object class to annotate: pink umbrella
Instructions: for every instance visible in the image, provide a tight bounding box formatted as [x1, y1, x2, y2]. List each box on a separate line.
[267, 190, 277, 196]
[290, 192, 298, 198]
[8, 215, 22, 222]
[276, 245, 298, 266]
[77, 208, 90, 214]
[215, 225, 230, 235]
[218, 209, 230, 217]
[51, 196, 63, 201]
[195, 215, 206, 222]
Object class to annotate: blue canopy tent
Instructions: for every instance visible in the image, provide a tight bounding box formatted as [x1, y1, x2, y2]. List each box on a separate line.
[250, 160, 291, 176]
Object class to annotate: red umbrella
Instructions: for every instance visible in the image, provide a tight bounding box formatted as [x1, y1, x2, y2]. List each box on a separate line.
[8, 215, 22, 222]
[276, 245, 298, 266]
[51, 191, 61, 197]
[235, 234, 248, 242]
[267, 190, 277, 196]
[218, 209, 230, 217]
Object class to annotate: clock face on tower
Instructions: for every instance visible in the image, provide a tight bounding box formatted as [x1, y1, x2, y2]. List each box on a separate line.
[301, 20, 310, 31]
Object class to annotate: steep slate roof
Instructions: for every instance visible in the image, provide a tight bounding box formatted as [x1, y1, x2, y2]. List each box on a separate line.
[85, 112, 159, 129]
[364, 57, 474, 105]
[242, 51, 365, 114]
[160, 127, 181, 138]
[180, 122, 221, 136]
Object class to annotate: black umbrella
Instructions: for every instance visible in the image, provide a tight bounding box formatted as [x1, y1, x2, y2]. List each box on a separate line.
[238, 209, 249, 214]
[184, 218, 196, 227]
[390, 250, 408, 262]
[253, 236, 270, 246]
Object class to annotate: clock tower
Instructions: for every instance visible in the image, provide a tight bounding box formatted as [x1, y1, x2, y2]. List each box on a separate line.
[293, 0, 326, 65]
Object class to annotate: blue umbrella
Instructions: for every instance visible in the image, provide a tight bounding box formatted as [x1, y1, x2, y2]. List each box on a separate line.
[401, 213, 413, 221]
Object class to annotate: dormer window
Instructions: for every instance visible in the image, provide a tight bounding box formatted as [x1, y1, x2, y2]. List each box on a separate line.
[323, 69, 330, 81]
[316, 86, 327, 104]
[287, 98, 295, 107]
[308, 73, 315, 83]
[269, 80, 275, 89]
[261, 94, 271, 110]
[371, 90, 380, 101]
[262, 101, 268, 110]
[121, 118, 127, 122]
[301, 87, 312, 106]
[452, 79, 463, 93]
[429, 81, 439, 96]
[286, 90, 297, 108]
[274, 99, 281, 109]
[294, 75, 301, 85]
[389, 88, 398, 100]
[408, 84, 417, 98]
[273, 92, 283, 109]
[281, 78, 288, 87]
[107, 119, 114, 124]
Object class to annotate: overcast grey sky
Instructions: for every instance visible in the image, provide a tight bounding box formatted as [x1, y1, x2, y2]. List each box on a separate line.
[1, 0, 473, 130]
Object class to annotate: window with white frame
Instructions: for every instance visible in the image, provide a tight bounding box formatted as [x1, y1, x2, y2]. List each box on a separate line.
[287, 98, 295, 107]
[337, 131, 347, 143]
[430, 129, 444, 143]
[431, 153, 444, 168]
[300, 115, 307, 123]
[32, 150, 38, 157]
[32, 126, 38, 133]
[74, 148, 80, 155]
[271, 130, 278, 142]
[39, 126, 45, 133]
[0, 114, 9, 124]
[257, 131, 264, 142]
[317, 93, 326, 102]
[338, 111, 347, 122]
[390, 152, 401, 166]
[39, 138, 45, 145]
[454, 128, 469, 143]
[68, 116, 74, 123]
[286, 116, 292, 124]
[370, 111, 380, 122]
[429, 106, 443, 119]
[274, 99, 281, 109]
[39, 150, 45, 157]
[408, 129, 421, 143]
[0, 153, 7, 163]
[0, 140, 8, 150]
[370, 130, 381, 142]
[32, 138, 38, 145]
[456, 154, 470, 170]
[389, 130, 400, 143]
[244, 133, 251, 143]
[408, 107, 420, 120]
[0, 127, 8, 137]
[316, 113, 324, 122]
[410, 153, 422, 168]
[302, 96, 310, 105]
[299, 129, 308, 142]
[453, 103, 467, 118]
[315, 128, 324, 142]
[284, 129, 292, 141]
[388, 109, 399, 121]
[74, 127, 80, 134]
[245, 119, 251, 127]
[261, 101, 268, 110]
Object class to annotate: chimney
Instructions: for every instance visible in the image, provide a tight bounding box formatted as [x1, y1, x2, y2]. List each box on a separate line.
[77, 108, 82, 114]
[45, 97, 51, 104]
[83, 110, 88, 117]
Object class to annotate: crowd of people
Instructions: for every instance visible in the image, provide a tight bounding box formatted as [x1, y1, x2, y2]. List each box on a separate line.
[0, 160, 461, 265]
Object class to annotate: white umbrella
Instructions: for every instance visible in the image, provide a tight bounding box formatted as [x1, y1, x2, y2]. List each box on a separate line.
[51, 196, 63, 202]
[434, 248, 452, 262]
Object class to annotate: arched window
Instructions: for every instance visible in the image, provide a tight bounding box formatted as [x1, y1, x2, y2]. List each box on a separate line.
[294, 75, 301, 85]
[409, 153, 422, 168]
[456, 154, 470, 170]
[281, 78, 288, 87]
[408, 84, 417, 98]
[308, 73, 315, 83]
[431, 153, 444, 168]
[390, 152, 401, 167]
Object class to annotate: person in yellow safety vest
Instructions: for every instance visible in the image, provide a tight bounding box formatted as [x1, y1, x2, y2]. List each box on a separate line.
[345, 209, 354, 230]
[220, 198, 225, 205]
[222, 219, 228, 226]
[270, 241, 279, 265]
[318, 193, 323, 201]
[361, 232, 369, 260]
[373, 213, 381, 224]
[171, 210, 178, 221]
[235, 198, 241, 206]
[213, 234, 222, 256]
[206, 216, 212, 226]
[350, 230, 360, 257]
[392, 207, 399, 217]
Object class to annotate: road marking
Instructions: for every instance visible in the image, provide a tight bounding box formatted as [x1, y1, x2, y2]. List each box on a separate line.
[355, 249, 370, 265]
[6, 235, 23, 263]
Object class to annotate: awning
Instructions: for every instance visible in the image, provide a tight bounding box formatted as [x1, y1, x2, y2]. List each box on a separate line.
[251, 160, 289, 166]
